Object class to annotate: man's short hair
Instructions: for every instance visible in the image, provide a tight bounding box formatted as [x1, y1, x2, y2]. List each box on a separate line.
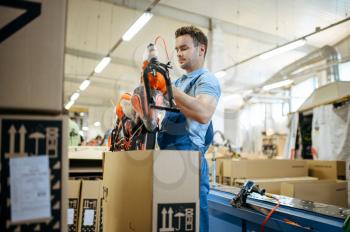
[175, 25, 208, 57]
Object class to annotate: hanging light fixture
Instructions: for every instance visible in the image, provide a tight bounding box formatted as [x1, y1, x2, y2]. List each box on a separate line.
[79, 79, 91, 91]
[94, 56, 111, 73]
[262, 79, 294, 91]
[259, 39, 307, 60]
[64, 100, 75, 110]
[122, 12, 153, 41]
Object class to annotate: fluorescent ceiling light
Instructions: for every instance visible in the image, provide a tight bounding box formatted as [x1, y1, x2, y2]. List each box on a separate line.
[64, 100, 75, 110]
[263, 79, 294, 91]
[79, 79, 91, 91]
[94, 56, 111, 73]
[259, 39, 306, 60]
[122, 12, 153, 41]
[82, 126, 89, 131]
[70, 92, 80, 101]
[94, 121, 101, 127]
[215, 71, 227, 79]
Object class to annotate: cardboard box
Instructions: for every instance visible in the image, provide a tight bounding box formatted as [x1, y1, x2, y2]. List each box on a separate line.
[78, 180, 103, 232]
[102, 150, 200, 232]
[98, 181, 104, 232]
[235, 177, 318, 194]
[0, 1, 66, 112]
[222, 159, 308, 185]
[0, 115, 68, 232]
[67, 180, 81, 232]
[281, 180, 348, 207]
[307, 160, 346, 180]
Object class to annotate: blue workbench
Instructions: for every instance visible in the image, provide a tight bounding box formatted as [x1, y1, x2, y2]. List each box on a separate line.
[208, 186, 346, 232]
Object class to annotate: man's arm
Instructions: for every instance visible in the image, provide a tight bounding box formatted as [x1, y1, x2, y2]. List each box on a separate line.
[172, 87, 217, 124]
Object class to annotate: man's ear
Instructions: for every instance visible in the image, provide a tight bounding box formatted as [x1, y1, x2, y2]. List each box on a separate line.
[199, 44, 206, 56]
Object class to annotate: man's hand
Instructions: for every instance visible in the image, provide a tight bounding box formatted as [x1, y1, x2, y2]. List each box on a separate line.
[172, 87, 217, 124]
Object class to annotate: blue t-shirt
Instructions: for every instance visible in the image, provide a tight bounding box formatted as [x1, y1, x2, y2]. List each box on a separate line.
[174, 67, 221, 147]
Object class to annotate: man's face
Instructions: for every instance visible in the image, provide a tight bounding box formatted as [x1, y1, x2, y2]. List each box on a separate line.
[175, 34, 203, 72]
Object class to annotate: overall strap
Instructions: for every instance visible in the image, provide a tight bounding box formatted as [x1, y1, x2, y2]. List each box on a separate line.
[183, 73, 203, 94]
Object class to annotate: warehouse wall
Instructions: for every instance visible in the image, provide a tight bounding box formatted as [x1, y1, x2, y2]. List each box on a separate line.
[223, 103, 288, 153]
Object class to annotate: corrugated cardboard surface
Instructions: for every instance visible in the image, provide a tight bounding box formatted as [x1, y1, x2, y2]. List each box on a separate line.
[152, 150, 200, 232]
[103, 150, 200, 232]
[281, 180, 348, 207]
[235, 177, 318, 194]
[67, 180, 81, 232]
[103, 151, 153, 232]
[223, 159, 307, 179]
[0, 1, 66, 112]
[78, 180, 103, 232]
[307, 160, 346, 180]
[0, 115, 68, 232]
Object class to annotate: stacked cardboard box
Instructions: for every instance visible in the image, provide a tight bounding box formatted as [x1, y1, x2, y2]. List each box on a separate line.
[305, 160, 348, 207]
[78, 180, 103, 232]
[222, 159, 308, 186]
[68, 180, 82, 232]
[67, 179, 104, 232]
[281, 180, 348, 207]
[0, 115, 68, 232]
[235, 177, 318, 194]
[102, 150, 200, 232]
[307, 160, 346, 180]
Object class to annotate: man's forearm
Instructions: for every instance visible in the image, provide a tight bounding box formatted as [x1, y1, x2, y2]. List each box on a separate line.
[172, 87, 212, 124]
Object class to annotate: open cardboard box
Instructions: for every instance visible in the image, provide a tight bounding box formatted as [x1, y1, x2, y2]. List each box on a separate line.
[102, 150, 200, 232]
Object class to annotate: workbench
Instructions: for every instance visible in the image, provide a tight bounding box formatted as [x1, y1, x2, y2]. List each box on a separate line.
[208, 185, 347, 232]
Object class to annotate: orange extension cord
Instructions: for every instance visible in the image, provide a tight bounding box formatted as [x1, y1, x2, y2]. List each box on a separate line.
[154, 36, 170, 62]
[260, 194, 281, 232]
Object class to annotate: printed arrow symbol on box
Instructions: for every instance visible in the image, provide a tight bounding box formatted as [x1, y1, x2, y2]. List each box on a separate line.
[168, 207, 174, 228]
[8, 125, 16, 154]
[161, 208, 167, 229]
[0, 0, 41, 43]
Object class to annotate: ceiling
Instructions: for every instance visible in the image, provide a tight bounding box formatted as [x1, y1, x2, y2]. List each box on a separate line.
[64, 0, 350, 108]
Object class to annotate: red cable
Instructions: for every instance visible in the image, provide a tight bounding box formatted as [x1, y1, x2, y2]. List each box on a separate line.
[260, 196, 280, 232]
[154, 36, 170, 62]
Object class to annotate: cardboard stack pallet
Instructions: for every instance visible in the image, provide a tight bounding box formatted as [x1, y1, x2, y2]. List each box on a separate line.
[67, 179, 104, 232]
[287, 160, 348, 207]
[222, 159, 309, 187]
[281, 180, 347, 207]
[218, 159, 348, 207]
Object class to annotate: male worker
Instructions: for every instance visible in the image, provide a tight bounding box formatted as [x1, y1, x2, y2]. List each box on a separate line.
[157, 26, 221, 232]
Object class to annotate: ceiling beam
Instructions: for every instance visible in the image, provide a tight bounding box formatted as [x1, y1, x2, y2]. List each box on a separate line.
[101, 0, 316, 51]
[64, 76, 137, 89]
[65, 47, 137, 69]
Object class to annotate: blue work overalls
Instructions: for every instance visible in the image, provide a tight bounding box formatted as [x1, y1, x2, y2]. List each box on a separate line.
[157, 74, 214, 232]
